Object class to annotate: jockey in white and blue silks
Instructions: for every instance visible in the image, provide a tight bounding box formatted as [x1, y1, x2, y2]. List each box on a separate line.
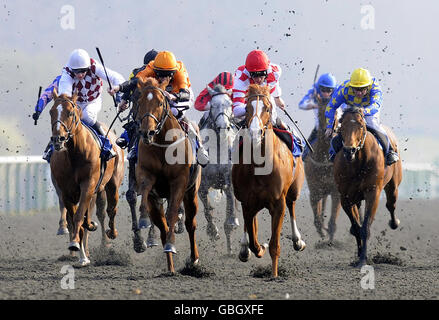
[324, 68, 399, 166]
[33, 75, 61, 118]
[57, 48, 125, 161]
[298, 73, 338, 160]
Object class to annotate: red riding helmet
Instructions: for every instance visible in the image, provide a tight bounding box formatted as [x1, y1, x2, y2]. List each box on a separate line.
[245, 50, 269, 72]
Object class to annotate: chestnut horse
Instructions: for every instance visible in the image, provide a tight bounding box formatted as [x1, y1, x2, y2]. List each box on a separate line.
[49, 92, 124, 266]
[304, 101, 341, 241]
[135, 77, 201, 274]
[334, 107, 402, 266]
[232, 84, 306, 278]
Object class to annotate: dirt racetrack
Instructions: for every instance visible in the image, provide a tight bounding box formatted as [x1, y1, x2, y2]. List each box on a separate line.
[0, 195, 438, 301]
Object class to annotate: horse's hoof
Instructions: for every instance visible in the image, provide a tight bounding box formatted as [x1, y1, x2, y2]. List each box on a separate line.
[174, 220, 185, 234]
[133, 234, 147, 253]
[225, 216, 240, 227]
[57, 227, 69, 236]
[76, 257, 90, 268]
[164, 243, 177, 254]
[68, 242, 80, 252]
[147, 238, 159, 248]
[256, 243, 268, 258]
[138, 218, 151, 229]
[207, 224, 220, 241]
[238, 247, 251, 262]
[293, 239, 306, 251]
[389, 219, 400, 230]
[84, 221, 98, 232]
[106, 229, 118, 240]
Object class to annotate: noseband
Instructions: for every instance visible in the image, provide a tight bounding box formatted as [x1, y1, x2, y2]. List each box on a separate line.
[51, 97, 80, 145]
[208, 93, 233, 131]
[137, 86, 170, 142]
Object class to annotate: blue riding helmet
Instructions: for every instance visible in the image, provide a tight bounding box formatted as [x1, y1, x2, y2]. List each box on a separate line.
[317, 73, 337, 93]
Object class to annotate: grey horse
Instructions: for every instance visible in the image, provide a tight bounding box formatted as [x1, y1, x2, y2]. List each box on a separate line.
[198, 84, 240, 255]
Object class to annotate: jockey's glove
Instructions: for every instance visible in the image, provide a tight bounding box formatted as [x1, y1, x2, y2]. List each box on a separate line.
[32, 111, 41, 121]
[176, 88, 190, 102]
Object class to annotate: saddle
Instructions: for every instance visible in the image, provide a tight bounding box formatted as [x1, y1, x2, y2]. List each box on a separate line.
[272, 127, 304, 158]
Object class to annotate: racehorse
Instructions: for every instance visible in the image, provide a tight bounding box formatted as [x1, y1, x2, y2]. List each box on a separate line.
[333, 106, 402, 266]
[198, 84, 239, 254]
[49, 91, 125, 266]
[232, 84, 306, 278]
[135, 77, 202, 274]
[304, 101, 341, 241]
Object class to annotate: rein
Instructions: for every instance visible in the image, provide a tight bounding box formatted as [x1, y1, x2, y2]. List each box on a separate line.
[51, 97, 80, 144]
[342, 115, 368, 152]
[246, 93, 272, 136]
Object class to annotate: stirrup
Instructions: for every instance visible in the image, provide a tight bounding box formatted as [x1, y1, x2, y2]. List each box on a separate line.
[385, 151, 399, 165]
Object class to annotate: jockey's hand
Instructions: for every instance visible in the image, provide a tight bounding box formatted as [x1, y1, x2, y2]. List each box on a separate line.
[164, 91, 177, 101]
[107, 85, 120, 96]
[32, 111, 40, 121]
[325, 128, 333, 138]
[117, 100, 129, 112]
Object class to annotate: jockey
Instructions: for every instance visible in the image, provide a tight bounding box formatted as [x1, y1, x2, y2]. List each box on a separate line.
[195, 71, 234, 125]
[54, 48, 125, 161]
[324, 68, 399, 165]
[114, 50, 209, 166]
[232, 50, 303, 150]
[298, 72, 337, 159]
[108, 49, 159, 160]
[33, 75, 61, 121]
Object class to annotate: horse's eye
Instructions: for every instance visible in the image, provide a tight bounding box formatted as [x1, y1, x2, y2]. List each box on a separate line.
[68, 111, 74, 117]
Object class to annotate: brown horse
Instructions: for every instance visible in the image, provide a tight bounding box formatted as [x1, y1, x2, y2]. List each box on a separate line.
[334, 107, 402, 266]
[49, 92, 124, 266]
[135, 77, 201, 274]
[304, 101, 341, 241]
[232, 84, 306, 278]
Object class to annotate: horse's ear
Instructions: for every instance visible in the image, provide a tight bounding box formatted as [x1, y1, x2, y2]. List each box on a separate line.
[207, 85, 215, 96]
[52, 87, 58, 100]
[137, 78, 146, 90]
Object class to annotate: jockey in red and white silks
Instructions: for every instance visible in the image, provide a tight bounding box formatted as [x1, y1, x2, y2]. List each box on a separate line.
[58, 49, 125, 127]
[232, 50, 285, 126]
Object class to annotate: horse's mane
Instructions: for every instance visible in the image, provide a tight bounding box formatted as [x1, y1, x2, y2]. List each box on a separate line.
[211, 83, 228, 94]
[340, 106, 364, 123]
[248, 84, 270, 97]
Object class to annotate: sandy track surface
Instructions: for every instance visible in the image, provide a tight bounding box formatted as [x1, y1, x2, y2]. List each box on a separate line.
[0, 197, 438, 300]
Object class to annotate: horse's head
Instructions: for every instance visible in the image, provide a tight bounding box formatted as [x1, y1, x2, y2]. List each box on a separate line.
[207, 84, 233, 131]
[339, 107, 367, 162]
[245, 84, 272, 145]
[49, 90, 80, 151]
[135, 77, 170, 145]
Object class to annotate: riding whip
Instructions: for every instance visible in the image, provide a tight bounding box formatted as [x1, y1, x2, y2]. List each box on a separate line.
[312, 64, 320, 96]
[95, 47, 122, 138]
[282, 108, 314, 154]
[34, 86, 42, 125]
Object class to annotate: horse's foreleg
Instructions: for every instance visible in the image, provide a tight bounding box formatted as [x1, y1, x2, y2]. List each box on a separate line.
[242, 206, 266, 259]
[328, 192, 342, 242]
[287, 199, 306, 251]
[341, 198, 362, 261]
[96, 190, 110, 248]
[224, 186, 239, 255]
[69, 185, 94, 251]
[64, 202, 77, 257]
[310, 193, 325, 239]
[57, 197, 69, 236]
[199, 184, 219, 241]
[76, 228, 90, 267]
[183, 188, 200, 265]
[359, 190, 381, 266]
[105, 180, 119, 240]
[268, 198, 286, 278]
[384, 180, 400, 230]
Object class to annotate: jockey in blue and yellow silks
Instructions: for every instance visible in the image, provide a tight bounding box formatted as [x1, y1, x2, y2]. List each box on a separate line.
[324, 68, 399, 166]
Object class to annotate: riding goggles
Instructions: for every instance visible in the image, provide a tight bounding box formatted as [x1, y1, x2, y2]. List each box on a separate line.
[154, 69, 176, 78]
[319, 86, 334, 93]
[72, 68, 89, 74]
[352, 86, 369, 93]
[249, 70, 268, 78]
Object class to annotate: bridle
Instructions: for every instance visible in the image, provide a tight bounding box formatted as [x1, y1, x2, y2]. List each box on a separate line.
[136, 86, 171, 144]
[246, 93, 272, 137]
[51, 97, 80, 146]
[341, 111, 367, 158]
[207, 92, 234, 131]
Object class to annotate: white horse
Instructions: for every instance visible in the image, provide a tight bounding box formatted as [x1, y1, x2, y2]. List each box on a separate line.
[198, 84, 240, 255]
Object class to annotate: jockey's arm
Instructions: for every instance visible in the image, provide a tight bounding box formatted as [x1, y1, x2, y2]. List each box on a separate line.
[33, 76, 61, 120]
[324, 87, 346, 137]
[363, 82, 382, 116]
[274, 96, 285, 110]
[299, 87, 319, 110]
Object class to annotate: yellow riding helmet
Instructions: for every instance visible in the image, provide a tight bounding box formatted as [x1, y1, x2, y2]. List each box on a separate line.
[349, 68, 372, 87]
[153, 51, 178, 70]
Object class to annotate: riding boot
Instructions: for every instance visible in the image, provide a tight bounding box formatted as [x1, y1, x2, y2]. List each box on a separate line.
[368, 127, 399, 165]
[42, 141, 54, 162]
[328, 134, 343, 162]
[92, 121, 117, 161]
[187, 124, 209, 167]
[116, 129, 130, 149]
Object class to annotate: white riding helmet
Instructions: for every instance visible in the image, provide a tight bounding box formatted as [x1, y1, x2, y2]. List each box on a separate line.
[67, 49, 91, 69]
